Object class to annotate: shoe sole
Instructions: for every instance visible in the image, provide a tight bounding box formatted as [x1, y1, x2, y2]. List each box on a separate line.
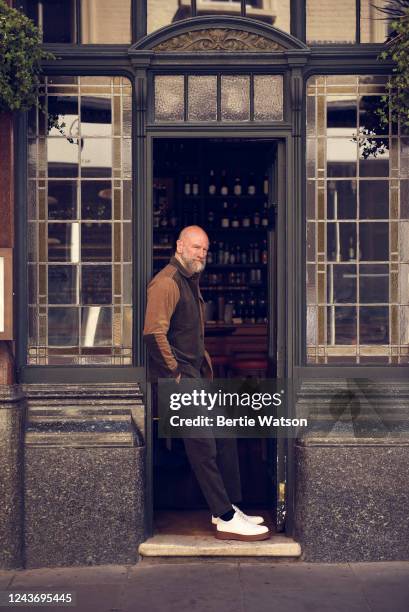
[212, 520, 265, 527]
[215, 530, 270, 541]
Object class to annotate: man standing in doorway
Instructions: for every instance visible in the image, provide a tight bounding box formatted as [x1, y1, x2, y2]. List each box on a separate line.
[143, 225, 270, 541]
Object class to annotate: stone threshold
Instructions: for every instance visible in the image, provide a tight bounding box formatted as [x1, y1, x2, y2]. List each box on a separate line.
[139, 534, 301, 558]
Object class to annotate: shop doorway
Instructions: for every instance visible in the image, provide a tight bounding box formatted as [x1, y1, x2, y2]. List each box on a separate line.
[149, 137, 286, 537]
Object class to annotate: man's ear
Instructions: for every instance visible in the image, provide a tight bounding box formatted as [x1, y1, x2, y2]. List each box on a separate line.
[176, 239, 183, 254]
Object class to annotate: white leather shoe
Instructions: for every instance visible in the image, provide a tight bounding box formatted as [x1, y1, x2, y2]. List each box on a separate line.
[211, 505, 265, 526]
[216, 511, 270, 541]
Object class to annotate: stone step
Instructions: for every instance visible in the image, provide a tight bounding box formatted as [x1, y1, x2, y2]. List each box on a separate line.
[139, 534, 301, 558]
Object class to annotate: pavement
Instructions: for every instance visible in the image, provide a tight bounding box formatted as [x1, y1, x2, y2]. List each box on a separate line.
[0, 561, 408, 612]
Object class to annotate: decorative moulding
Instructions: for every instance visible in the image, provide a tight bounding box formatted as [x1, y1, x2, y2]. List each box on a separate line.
[153, 28, 286, 52]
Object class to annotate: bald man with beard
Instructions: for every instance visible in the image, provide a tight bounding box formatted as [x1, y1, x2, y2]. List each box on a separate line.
[143, 225, 269, 541]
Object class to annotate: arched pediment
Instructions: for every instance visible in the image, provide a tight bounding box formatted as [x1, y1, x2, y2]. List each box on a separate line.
[130, 16, 308, 54]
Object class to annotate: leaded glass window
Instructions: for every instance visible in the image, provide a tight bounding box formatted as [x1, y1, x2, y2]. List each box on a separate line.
[154, 74, 283, 123]
[27, 76, 133, 365]
[306, 75, 409, 365]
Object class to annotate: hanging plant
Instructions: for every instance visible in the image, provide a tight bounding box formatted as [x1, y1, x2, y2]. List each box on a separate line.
[377, 1, 409, 131]
[0, 0, 74, 141]
[0, 0, 53, 112]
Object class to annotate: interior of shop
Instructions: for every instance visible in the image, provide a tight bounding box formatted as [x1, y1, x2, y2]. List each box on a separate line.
[152, 138, 278, 528]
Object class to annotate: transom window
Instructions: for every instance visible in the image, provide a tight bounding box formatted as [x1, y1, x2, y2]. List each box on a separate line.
[27, 76, 133, 365]
[306, 75, 409, 365]
[154, 74, 284, 123]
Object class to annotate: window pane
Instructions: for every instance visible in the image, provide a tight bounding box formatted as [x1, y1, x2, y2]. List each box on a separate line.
[188, 76, 217, 122]
[27, 0, 76, 44]
[307, 0, 356, 44]
[359, 264, 389, 304]
[48, 266, 77, 304]
[254, 76, 283, 121]
[360, 306, 389, 343]
[48, 181, 77, 220]
[360, 0, 391, 43]
[221, 76, 250, 122]
[48, 307, 79, 346]
[81, 0, 131, 43]
[155, 76, 185, 122]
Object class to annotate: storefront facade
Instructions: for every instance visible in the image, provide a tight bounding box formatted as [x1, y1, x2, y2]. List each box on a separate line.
[1, 0, 408, 568]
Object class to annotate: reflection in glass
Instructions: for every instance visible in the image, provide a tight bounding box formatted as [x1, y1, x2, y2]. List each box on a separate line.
[28, 76, 132, 365]
[327, 222, 356, 262]
[27, 0, 76, 43]
[48, 307, 79, 346]
[327, 96, 357, 134]
[327, 264, 356, 303]
[360, 306, 389, 343]
[80, 138, 112, 178]
[48, 266, 77, 304]
[359, 180, 389, 219]
[81, 307, 112, 346]
[359, 222, 389, 261]
[81, 182, 112, 220]
[360, 0, 390, 43]
[48, 223, 80, 263]
[48, 181, 77, 220]
[80, 97, 112, 137]
[327, 180, 357, 219]
[47, 137, 79, 178]
[81, 0, 131, 43]
[47, 96, 79, 138]
[81, 223, 112, 262]
[328, 306, 357, 344]
[254, 76, 283, 121]
[188, 76, 217, 122]
[82, 266, 112, 305]
[221, 76, 250, 122]
[307, 0, 356, 44]
[359, 264, 389, 303]
[155, 76, 184, 122]
[359, 144, 389, 177]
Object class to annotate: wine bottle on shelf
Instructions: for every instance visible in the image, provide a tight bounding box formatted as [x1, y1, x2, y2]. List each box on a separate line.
[220, 170, 229, 196]
[229, 249, 235, 264]
[261, 201, 269, 227]
[263, 174, 269, 196]
[253, 211, 261, 227]
[233, 177, 242, 196]
[241, 247, 247, 264]
[247, 173, 256, 196]
[217, 242, 224, 264]
[223, 243, 230, 265]
[221, 202, 229, 227]
[249, 243, 254, 264]
[232, 215, 239, 228]
[184, 176, 191, 196]
[253, 242, 260, 264]
[242, 213, 250, 228]
[208, 169, 216, 195]
[262, 239, 268, 264]
[192, 177, 199, 196]
[207, 210, 215, 228]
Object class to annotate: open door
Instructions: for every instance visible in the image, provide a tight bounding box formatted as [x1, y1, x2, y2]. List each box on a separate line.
[266, 140, 287, 532]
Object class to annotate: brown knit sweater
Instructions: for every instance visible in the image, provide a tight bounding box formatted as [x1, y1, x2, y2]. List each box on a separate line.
[143, 256, 213, 382]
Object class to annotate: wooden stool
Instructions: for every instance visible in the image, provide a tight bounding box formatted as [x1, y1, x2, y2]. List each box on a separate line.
[210, 354, 230, 378]
[231, 358, 268, 378]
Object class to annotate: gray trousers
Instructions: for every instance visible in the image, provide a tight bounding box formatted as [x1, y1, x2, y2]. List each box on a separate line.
[153, 375, 242, 517]
[183, 436, 242, 517]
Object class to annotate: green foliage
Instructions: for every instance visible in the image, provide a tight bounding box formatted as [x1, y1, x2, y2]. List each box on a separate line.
[0, 0, 52, 112]
[378, 5, 409, 131]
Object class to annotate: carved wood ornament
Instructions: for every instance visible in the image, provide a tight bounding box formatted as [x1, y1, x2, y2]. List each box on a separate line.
[153, 29, 285, 52]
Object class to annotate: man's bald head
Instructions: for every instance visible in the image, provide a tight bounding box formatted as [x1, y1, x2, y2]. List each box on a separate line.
[176, 225, 209, 274]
